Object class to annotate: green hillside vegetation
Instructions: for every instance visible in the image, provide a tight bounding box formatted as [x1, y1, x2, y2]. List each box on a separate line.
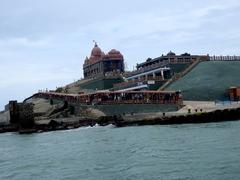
[79, 77, 123, 90]
[59, 77, 124, 94]
[166, 61, 240, 101]
[169, 63, 190, 73]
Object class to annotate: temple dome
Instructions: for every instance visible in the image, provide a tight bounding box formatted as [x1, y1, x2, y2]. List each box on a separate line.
[91, 43, 102, 57]
[107, 49, 123, 59]
[167, 51, 176, 56]
[109, 49, 119, 54]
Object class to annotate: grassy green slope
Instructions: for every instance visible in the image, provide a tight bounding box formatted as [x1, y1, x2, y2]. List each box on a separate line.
[167, 61, 240, 101]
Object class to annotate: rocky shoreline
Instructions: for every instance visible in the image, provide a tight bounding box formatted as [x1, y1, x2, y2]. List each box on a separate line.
[1, 106, 240, 134]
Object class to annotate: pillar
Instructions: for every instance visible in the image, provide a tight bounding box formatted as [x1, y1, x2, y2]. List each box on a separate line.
[153, 72, 156, 79]
[161, 70, 164, 80]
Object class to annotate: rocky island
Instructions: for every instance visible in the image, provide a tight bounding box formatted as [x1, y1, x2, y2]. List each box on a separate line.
[1, 43, 240, 134]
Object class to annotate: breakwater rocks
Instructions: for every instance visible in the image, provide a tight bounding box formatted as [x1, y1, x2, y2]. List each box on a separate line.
[24, 107, 240, 133]
[1, 106, 240, 134]
[0, 124, 18, 133]
[117, 108, 240, 127]
[34, 116, 123, 133]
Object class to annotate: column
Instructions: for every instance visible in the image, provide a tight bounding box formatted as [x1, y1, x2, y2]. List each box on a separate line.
[161, 70, 164, 80]
[153, 72, 156, 79]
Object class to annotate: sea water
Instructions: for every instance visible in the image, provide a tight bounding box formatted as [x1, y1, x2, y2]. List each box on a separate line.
[0, 121, 240, 180]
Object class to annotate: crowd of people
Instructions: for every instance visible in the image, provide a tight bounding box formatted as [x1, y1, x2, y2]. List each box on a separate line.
[35, 91, 182, 106]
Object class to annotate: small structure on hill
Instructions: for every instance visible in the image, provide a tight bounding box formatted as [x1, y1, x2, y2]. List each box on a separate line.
[113, 52, 209, 91]
[229, 87, 240, 101]
[83, 42, 124, 79]
[9, 101, 34, 128]
[136, 51, 209, 70]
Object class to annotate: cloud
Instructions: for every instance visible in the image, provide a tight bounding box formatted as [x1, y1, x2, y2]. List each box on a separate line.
[1, 0, 240, 109]
[0, 37, 53, 50]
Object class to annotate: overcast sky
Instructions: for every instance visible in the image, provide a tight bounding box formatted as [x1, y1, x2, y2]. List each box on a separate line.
[1, 0, 240, 109]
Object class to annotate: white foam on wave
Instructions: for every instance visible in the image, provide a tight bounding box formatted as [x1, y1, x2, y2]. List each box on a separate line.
[35, 123, 117, 134]
[105, 124, 116, 128]
[84, 123, 116, 129]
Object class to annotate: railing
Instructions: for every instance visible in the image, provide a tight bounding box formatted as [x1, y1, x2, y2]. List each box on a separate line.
[210, 56, 240, 61]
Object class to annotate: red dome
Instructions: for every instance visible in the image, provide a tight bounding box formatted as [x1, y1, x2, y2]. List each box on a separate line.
[109, 49, 119, 54]
[91, 44, 102, 57]
[107, 49, 123, 60]
[86, 43, 105, 64]
[84, 43, 124, 67]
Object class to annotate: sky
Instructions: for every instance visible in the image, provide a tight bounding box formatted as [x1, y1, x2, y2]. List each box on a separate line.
[1, 0, 240, 110]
